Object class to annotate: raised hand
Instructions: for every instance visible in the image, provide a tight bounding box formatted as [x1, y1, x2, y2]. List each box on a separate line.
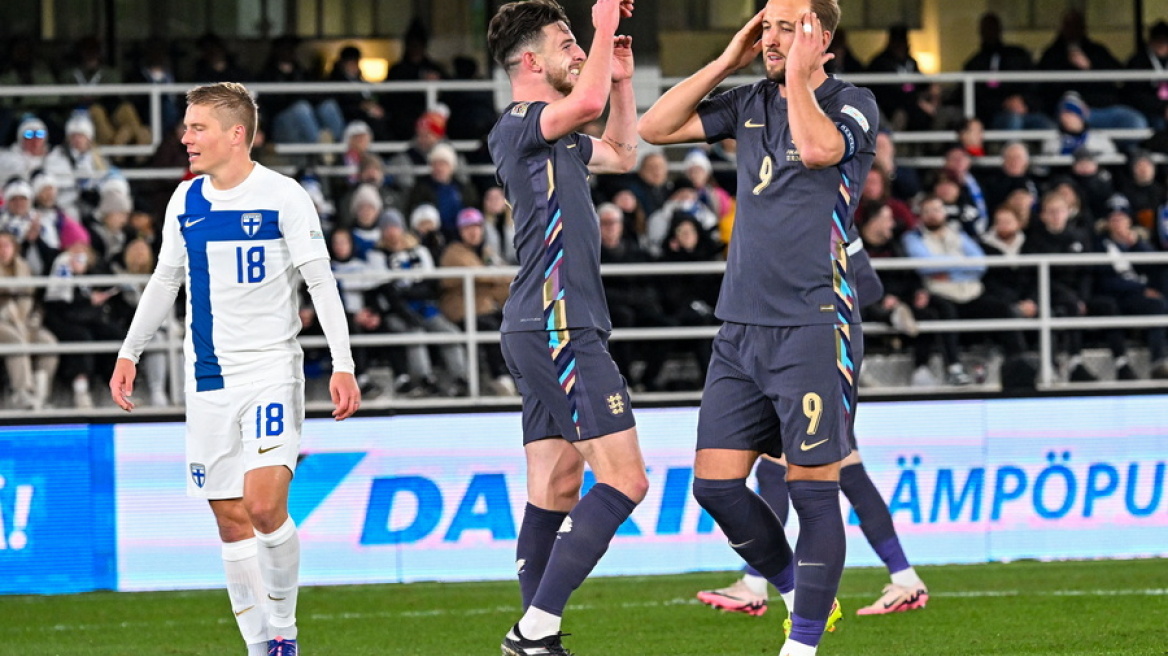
[785, 11, 834, 84]
[612, 35, 634, 82]
[718, 9, 764, 72]
[592, 0, 623, 37]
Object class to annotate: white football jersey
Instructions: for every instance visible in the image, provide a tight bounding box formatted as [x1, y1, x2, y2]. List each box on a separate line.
[160, 164, 329, 392]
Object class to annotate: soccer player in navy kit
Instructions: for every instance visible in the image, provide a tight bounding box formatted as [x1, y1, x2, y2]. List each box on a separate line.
[109, 83, 360, 656]
[639, 2, 878, 654]
[486, 1, 646, 655]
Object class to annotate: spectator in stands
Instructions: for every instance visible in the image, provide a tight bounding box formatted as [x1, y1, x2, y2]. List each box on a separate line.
[1043, 92, 1118, 158]
[407, 142, 479, 243]
[258, 35, 345, 146]
[338, 155, 404, 229]
[678, 149, 733, 224]
[343, 183, 386, 260]
[0, 116, 57, 185]
[109, 238, 171, 405]
[983, 141, 1041, 215]
[126, 42, 180, 135]
[298, 171, 336, 231]
[980, 205, 1038, 321]
[1066, 147, 1118, 222]
[0, 35, 60, 141]
[31, 172, 89, 252]
[626, 152, 673, 218]
[942, 144, 990, 231]
[866, 24, 922, 130]
[963, 12, 1054, 131]
[1005, 187, 1039, 231]
[438, 208, 514, 395]
[328, 45, 392, 141]
[957, 117, 987, 158]
[598, 202, 671, 391]
[854, 164, 918, 236]
[44, 112, 107, 220]
[191, 32, 250, 83]
[340, 120, 376, 178]
[903, 194, 1028, 365]
[386, 18, 448, 140]
[1127, 21, 1168, 129]
[655, 212, 722, 386]
[0, 178, 58, 275]
[860, 201, 971, 386]
[612, 188, 648, 244]
[43, 243, 123, 408]
[1023, 190, 1133, 381]
[874, 130, 922, 202]
[387, 106, 452, 191]
[480, 186, 516, 265]
[368, 210, 469, 396]
[66, 37, 150, 147]
[1095, 195, 1168, 377]
[825, 26, 865, 75]
[0, 231, 58, 410]
[1047, 177, 1098, 231]
[409, 203, 446, 265]
[933, 171, 985, 240]
[328, 227, 390, 398]
[644, 187, 721, 259]
[1119, 149, 1166, 234]
[126, 210, 159, 257]
[86, 178, 133, 267]
[1037, 10, 1148, 132]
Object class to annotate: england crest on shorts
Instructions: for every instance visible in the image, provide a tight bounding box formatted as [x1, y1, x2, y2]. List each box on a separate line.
[190, 462, 206, 488]
[241, 212, 263, 237]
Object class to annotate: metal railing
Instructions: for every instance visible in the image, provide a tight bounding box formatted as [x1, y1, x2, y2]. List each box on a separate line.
[4, 68, 1166, 180]
[0, 250, 1166, 419]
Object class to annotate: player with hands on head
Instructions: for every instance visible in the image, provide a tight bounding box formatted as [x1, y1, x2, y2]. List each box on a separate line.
[639, 2, 879, 655]
[487, 1, 643, 654]
[109, 82, 359, 656]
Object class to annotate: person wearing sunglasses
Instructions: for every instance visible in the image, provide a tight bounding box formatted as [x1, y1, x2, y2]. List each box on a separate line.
[0, 117, 54, 191]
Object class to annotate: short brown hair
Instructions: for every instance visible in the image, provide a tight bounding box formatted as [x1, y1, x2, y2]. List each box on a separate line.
[487, 0, 571, 70]
[811, 0, 841, 36]
[186, 82, 258, 147]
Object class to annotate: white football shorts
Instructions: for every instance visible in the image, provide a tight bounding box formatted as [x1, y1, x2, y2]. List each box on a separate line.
[185, 379, 305, 499]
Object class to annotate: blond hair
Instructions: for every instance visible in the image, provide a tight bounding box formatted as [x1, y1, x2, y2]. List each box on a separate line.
[186, 82, 259, 147]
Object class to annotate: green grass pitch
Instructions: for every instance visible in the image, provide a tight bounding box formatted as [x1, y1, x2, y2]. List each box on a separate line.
[1, 559, 1165, 655]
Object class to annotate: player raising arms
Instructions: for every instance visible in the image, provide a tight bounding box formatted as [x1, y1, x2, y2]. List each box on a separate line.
[487, 1, 644, 654]
[109, 82, 360, 656]
[639, 2, 878, 655]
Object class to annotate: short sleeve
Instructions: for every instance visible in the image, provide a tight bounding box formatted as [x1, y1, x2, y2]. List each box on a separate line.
[697, 85, 748, 143]
[827, 86, 880, 161]
[157, 182, 189, 269]
[280, 183, 330, 267]
[501, 101, 554, 157]
[571, 132, 594, 165]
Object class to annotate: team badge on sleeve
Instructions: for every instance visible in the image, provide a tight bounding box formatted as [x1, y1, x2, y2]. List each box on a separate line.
[511, 102, 530, 117]
[190, 462, 206, 488]
[841, 105, 870, 133]
[241, 212, 263, 237]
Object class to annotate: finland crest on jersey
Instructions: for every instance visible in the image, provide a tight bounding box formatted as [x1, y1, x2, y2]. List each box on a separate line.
[241, 212, 264, 237]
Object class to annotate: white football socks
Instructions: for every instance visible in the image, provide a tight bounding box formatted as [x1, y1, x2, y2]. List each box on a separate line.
[255, 517, 300, 640]
[518, 606, 561, 640]
[742, 573, 769, 597]
[221, 537, 268, 647]
[779, 639, 818, 656]
[891, 566, 922, 588]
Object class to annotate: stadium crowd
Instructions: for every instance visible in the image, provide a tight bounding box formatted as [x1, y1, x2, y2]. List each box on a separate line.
[1, 9, 1167, 408]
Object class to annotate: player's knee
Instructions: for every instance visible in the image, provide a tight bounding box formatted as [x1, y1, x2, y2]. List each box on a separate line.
[615, 471, 650, 504]
[691, 476, 747, 516]
[243, 498, 288, 533]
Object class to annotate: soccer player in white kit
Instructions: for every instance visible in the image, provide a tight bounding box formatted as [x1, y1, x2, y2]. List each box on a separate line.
[109, 82, 361, 656]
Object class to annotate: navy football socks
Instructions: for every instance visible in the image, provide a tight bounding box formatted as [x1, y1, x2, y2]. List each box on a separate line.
[840, 463, 910, 574]
[529, 483, 636, 617]
[788, 479, 846, 648]
[693, 477, 793, 586]
[516, 503, 569, 611]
